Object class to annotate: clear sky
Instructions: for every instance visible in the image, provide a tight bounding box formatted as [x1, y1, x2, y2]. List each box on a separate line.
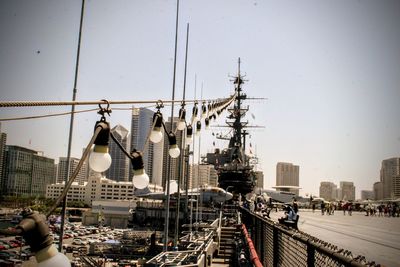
[0, 0, 399, 198]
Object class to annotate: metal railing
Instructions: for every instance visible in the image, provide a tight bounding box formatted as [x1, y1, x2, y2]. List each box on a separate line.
[241, 207, 380, 267]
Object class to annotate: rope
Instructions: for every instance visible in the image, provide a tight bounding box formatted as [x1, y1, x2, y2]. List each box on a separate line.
[0, 98, 229, 108]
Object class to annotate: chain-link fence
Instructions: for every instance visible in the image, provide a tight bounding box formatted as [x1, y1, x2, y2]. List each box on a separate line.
[241, 208, 380, 267]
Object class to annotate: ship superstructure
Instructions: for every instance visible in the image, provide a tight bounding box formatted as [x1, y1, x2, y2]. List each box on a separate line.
[206, 58, 257, 196]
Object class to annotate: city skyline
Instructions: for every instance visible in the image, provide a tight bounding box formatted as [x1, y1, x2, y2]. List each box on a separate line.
[1, 1, 400, 198]
[1, 124, 397, 200]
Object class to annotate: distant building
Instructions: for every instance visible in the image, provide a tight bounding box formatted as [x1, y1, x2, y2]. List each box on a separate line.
[361, 190, 374, 201]
[57, 157, 88, 185]
[0, 123, 7, 194]
[380, 158, 400, 199]
[130, 107, 163, 186]
[83, 200, 137, 228]
[373, 181, 384, 200]
[276, 162, 299, 195]
[3, 145, 55, 196]
[189, 164, 218, 189]
[339, 181, 355, 201]
[46, 173, 163, 205]
[106, 124, 129, 182]
[254, 171, 264, 189]
[319, 181, 337, 201]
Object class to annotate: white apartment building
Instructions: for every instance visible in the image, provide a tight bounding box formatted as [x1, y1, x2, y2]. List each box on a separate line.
[46, 173, 163, 205]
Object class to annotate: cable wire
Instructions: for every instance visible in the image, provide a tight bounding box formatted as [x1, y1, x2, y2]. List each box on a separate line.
[0, 108, 98, 122]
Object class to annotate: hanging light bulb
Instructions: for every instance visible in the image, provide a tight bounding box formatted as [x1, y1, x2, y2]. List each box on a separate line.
[168, 132, 180, 158]
[186, 124, 193, 144]
[89, 120, 112, 173]
[150, 112, 163, 143]
[205, 117, 210, 130]
[196, 120, 201, 136]
[131, 150, 149, 189]
[201, 102, 207, 119]
[177, 107, 186, 131]
[191, 103, 198, 124]
[10, 211, 71, 267]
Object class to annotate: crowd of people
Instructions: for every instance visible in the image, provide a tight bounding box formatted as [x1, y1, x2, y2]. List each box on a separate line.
[314, 200, 400, 217]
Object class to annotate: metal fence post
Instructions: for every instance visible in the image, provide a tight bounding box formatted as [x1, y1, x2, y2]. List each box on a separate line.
[307, 240, 315, 267]
[273, 225, 279, 267]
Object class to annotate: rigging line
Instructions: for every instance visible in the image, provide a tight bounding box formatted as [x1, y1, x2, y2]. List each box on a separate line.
[0, 98, 230, 108]
[0, 108, 98, 122]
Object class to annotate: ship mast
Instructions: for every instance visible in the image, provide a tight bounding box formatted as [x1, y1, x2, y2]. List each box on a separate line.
[226, 57, 249, 162]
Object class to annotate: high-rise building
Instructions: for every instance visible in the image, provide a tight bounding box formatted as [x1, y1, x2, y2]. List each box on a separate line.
[380, 158, 400, 199]
[339, 181, 355, 201]
[276, 162, 299, 195]
[0, 123, 7, 194]
[319, 181, 337, 201]
[373, 181, 383, 200]
[3, 145, 55, 196]
[106, 124, 129, 182]
[130, 107, 163, 186]
[189, 164, 218, 189]
[161, 117, 182, 189]
[57, 157, 88, 184]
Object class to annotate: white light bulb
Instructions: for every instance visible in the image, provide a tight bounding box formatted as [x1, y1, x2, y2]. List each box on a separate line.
[36, 245, 71, 267]
[89, 146, 112, 173]
[149, 129, 163, 143]
[133, 169, 150, 189]
[177, 120, 186, 131]
[169, 145, 180, 158]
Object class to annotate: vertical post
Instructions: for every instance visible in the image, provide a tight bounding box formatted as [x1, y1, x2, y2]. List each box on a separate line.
[307, 241, 315, 266]
[174, 23, 189, 246]
[163, 0, 179, 252]
[273, 225, 279, 267]
[59, 0, 85, 252]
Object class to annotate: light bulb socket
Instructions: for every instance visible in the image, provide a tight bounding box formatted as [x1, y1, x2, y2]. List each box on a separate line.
[152, 112, 163, 128]
[201, 103, 207, 117]
[130, 150, 144, 171]
[205, 118, 210, 128]
[93, 145, 108, 153]
[178, 108, 186, 121]
[168, 132, 177, 145]
[186, 125, 193, 138]
[94, 120, 110, 147]
[196, 120, 201, 132]
[133, 168, 145, 176]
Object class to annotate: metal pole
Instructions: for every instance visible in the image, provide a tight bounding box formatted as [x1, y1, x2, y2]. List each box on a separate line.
[163, 0, 179, 252]
[174, 23, 189, 246]
[59, 0, 85, 252]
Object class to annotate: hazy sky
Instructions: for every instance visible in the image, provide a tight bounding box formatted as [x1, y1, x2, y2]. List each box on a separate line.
[1, 0, 399, 198]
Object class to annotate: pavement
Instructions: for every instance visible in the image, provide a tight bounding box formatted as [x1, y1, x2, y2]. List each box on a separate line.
[269, 209, 400, 267]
